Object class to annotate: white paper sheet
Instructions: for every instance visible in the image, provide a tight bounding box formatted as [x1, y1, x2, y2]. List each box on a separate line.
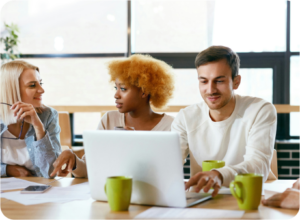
[187, 180, 294, 200]
[134, 207, 245, 219]
[1, 182, 91, 205]
[263, 180, 295, 199]
[65, 182, 90, 193]
[258, 205, 297, 220]
[199, 187, 232, 195]
[0, 177, 44, 190]
[263, 180, 295, 192]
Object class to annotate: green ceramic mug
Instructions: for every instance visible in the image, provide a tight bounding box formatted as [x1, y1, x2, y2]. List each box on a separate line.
[202, 160, 225, 172]
[104, 176, 132, 211]
[230, 173, 263, 210]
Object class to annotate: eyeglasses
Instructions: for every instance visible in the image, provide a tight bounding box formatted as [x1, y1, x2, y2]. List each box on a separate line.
[0, 102, 24, 140]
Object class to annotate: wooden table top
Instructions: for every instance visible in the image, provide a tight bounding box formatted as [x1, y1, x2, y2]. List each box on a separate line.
[1, 177, 298, 219]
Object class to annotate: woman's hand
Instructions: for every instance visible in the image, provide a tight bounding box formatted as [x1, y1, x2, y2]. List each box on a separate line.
[6, 165, 33, 177]
[11, 101, 45, 140]
[51, 149, 76, 177]
[262, 188, 300, 209]
[124, 126, 135, 131]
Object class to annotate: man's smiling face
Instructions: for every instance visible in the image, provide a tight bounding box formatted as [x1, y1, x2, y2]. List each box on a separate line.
[197, 58, 240, 110]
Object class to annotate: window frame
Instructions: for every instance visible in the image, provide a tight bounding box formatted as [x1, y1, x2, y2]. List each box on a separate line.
[2, 0, 298, 143]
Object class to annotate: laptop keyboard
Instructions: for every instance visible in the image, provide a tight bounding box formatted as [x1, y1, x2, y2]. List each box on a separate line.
[185, 192, 208, 199]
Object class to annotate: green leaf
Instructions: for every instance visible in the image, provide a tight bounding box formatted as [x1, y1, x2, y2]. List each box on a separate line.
[10, 39, 16, 45]
[1, 22, 20, 60]
[10, 54, 17, 60]
[4, 53, 9, 59]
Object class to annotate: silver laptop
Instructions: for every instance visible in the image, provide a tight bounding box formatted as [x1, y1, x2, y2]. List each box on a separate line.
[83, 130, 211, 208]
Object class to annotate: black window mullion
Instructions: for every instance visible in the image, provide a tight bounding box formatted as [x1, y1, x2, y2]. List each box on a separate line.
[19, 53, 126, 58]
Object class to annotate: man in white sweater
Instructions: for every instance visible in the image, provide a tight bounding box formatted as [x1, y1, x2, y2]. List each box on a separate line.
[171, 46, 277, 197]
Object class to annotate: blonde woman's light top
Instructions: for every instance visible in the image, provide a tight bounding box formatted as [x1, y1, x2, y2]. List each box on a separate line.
[1, 130, 34, 171]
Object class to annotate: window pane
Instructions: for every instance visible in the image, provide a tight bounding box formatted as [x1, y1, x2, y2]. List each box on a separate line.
[290, 56, 300, 136]
[290, 113, 300, 136]
[74, 113, 100, 135]
[19, 58, 123, 105]
[168, 69, 203, 105]
[0, 0, 127, 54]
[21, 57, 123, 136]
[169, 68, 273, 105]
[290, 56, 300, 105]
[291, 0, 300, 52]
[132, 0, 286, 53]
[235, 69, 273, 103]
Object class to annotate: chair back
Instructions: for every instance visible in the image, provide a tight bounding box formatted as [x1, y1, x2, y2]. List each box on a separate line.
[58, 111, 72, 149]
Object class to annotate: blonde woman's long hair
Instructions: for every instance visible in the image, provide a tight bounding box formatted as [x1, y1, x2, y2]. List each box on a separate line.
[0, 60, 40, 125]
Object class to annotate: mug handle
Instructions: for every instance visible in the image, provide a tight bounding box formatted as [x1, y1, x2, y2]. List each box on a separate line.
[104, 184, 107, 194]
[230, 181, 243, 204]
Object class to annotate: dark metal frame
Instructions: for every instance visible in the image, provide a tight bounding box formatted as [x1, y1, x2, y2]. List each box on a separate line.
[4, 0, 299, 143]
[19, 53, 127, 58]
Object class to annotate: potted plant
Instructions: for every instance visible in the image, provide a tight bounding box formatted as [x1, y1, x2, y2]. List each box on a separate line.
[0, 23, 20, 63]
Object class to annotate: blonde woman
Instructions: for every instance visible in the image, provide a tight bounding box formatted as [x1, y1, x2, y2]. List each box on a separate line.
[51, 54, 175, 178]
[0, 60, 61, 178]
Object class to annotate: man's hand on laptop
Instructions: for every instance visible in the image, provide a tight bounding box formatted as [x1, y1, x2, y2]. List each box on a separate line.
[185, 170, 223, 197]
[292, 178, 300, 190]
[50, 149, 76, 177]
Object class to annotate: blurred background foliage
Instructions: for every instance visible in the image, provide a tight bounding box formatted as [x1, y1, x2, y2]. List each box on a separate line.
[0, 23, 20, 62]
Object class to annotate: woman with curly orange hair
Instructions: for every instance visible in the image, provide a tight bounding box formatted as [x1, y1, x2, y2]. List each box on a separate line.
[51, 54, 175, 178]
[98, 54, 175, 131]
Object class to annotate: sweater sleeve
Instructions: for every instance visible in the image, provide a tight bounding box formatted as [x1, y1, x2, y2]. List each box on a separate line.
[1, 163, 7, 177]
[171, 110, 189, 165]
[97, 112, 108, 130]
[215, 103, 277, 187]
[33, 110, 62, 178]
[72, 154, 88, 178]
[1, 124, 8, 176]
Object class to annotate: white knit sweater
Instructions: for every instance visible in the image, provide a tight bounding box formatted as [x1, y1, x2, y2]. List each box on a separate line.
[171, 94, 277, 187]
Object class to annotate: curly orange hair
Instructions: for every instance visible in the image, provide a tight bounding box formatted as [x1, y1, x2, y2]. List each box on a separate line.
[107, 54, 175, 109]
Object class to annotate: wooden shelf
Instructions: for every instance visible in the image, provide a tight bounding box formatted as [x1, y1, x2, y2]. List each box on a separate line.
[50, 105, 300, 114]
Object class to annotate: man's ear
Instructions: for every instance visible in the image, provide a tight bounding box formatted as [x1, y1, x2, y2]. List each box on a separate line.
[233, 75, 241, 90]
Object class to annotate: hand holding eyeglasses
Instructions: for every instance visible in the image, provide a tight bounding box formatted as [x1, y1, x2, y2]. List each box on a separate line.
[10, 101, 41, 126]
[10, 101, 45, 140]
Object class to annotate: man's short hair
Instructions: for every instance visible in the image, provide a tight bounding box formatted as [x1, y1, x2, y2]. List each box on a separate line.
[195, 46, 240, 79]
